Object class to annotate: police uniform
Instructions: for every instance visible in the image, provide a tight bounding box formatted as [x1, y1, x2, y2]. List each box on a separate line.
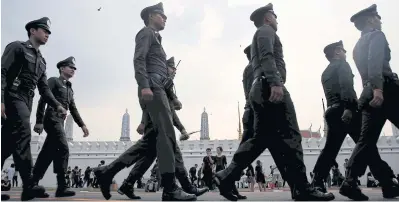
[340, 5, 399, 200]
[213, 4, 334, 201]
[93, 55, 199, 200]
[1, 17, 62, 201]
[31, 57, 84, 197]
[312, 41, 395, 194]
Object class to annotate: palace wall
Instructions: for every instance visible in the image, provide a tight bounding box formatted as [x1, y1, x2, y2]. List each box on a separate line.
[3, 135, 399, 187]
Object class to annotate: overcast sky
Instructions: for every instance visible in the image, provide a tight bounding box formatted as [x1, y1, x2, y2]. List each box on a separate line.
[1, 0, 398, 142]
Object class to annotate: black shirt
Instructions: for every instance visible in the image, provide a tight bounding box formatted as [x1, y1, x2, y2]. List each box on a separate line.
[214, 155, 227, 172]
[321, 59, 358, 110]
[1, 40, 60, 107]
[203, 156, 215, 171]
[353, 28, 394, 90]
[36, 77, 84, 126]
[134, 27, 168, 89]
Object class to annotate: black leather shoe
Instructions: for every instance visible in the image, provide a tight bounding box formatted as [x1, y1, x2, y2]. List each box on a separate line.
[339, 181, 369, 201]
[231, 185, 247, 200]
[117, 180, 141, 199]
[55, 186, 76, 197]
[382, 183, 399, 199]
[186, 186, 208, 197]
[295, 188, 335, 201]
[162, 187, 197, 201]
[213, 176, 238, 201]
[93, 167, 112, 200]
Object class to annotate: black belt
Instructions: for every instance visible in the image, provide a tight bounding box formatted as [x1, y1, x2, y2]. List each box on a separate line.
[17, 87, 35, 97]
[148, 73, 173, 89]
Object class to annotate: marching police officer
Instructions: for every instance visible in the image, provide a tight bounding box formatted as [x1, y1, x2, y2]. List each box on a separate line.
[311, 41, 396, 196]
[340, 4, 399, 200]
[213, 4, 334, 201]
[93, 57, 205, 200]
[1, 17, 67, 201]
[117, 57, 208, 199]
[133, 2, 196, 200]
[31, 56, 89, 198]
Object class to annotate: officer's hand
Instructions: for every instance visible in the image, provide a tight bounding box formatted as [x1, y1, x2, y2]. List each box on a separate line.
[179, 129, 189, 141]
[141, 88, 154, 101]
[269, 86, 284, 103]
[341, 109, 352, 124]
[1, 103, 6, 119]
[136, 123, 145, 135]
[56, 105, 67, 118]
[33, 124, 44, 134]
[369, 89, 384, 108]
[81, 125, 89, 137]
[173, 99, 182, 110]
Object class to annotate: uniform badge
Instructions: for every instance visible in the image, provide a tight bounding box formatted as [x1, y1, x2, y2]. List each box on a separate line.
[72, 57, 76, 63]
[47, 19, 51, 27]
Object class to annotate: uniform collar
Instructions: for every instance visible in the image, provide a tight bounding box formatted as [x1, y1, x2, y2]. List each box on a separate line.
[25, 40, 42, 55]
[361, 27, 378, 36]
[59, 76, 72, 86]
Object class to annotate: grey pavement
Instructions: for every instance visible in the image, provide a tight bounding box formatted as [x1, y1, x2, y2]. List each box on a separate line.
[3, 187, 399, 201]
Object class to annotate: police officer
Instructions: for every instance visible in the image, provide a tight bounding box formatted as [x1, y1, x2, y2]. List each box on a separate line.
[312, 41, 396, 196]
[95, 12, 198, 197]
[133, 2, 196, 201]
[1, 17, 67, 201]
[213, 4, 334, 201]
[94, 57, 206, 200]
[340, 4, 399, 200]
[117, 57, 208, 199]
[31, 56, 89, 198]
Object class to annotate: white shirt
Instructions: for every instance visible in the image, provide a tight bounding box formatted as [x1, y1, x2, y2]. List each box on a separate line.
[7, 167, 15, 181]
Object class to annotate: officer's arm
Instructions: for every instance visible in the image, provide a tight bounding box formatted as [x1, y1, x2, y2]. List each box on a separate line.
[37, 74, 62, 109]
[35, 96, 47, 124]
[1, 42, 21, 103]
[338, 62, 357, 110]
[242, 67, 248, 100]
[256, 26, 282, 87]
[69, 96, 85, 127]
[134, 29, 153, 88]
[367, 31, 387, 91]
[172, 109, 185, 133]
[165, 83, 178, 101]
[140, 110, 147, 124]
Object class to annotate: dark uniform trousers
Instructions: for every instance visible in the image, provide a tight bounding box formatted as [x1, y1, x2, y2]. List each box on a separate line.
[32, 111, 69, 180]
[217, 80, 309, 192]
[346, 80, 399, 185]
[313, 105, 395, 182]
[105, 87, 189, 187]
[1, 92, 34, 185]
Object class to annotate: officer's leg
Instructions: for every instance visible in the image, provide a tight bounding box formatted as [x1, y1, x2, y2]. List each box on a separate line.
[348, 111, 396, 183]
[340, 107, 386, 200]
[32, 127, 56, 183]
[48, 122, 75, 197]
[312, 107, 347, 191]
[144, 88, 177, 187]
[174, 146, 209, 196]
[240, 107, 254, 145]
[144, 87, 196, 200]
[3, 98, 45, 200]
[94, 128, 155, 200]
[270, 89, 334, 200]
[118, 121, 158, 200]
[215, 86, 276, 199]
[118, 155, 156, 200]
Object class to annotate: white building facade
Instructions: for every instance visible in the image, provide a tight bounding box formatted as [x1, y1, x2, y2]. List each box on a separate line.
[4, 135, 399, 188]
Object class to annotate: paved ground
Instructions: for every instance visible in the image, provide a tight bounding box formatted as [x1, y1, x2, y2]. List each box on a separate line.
[3, 187, 399, 201]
